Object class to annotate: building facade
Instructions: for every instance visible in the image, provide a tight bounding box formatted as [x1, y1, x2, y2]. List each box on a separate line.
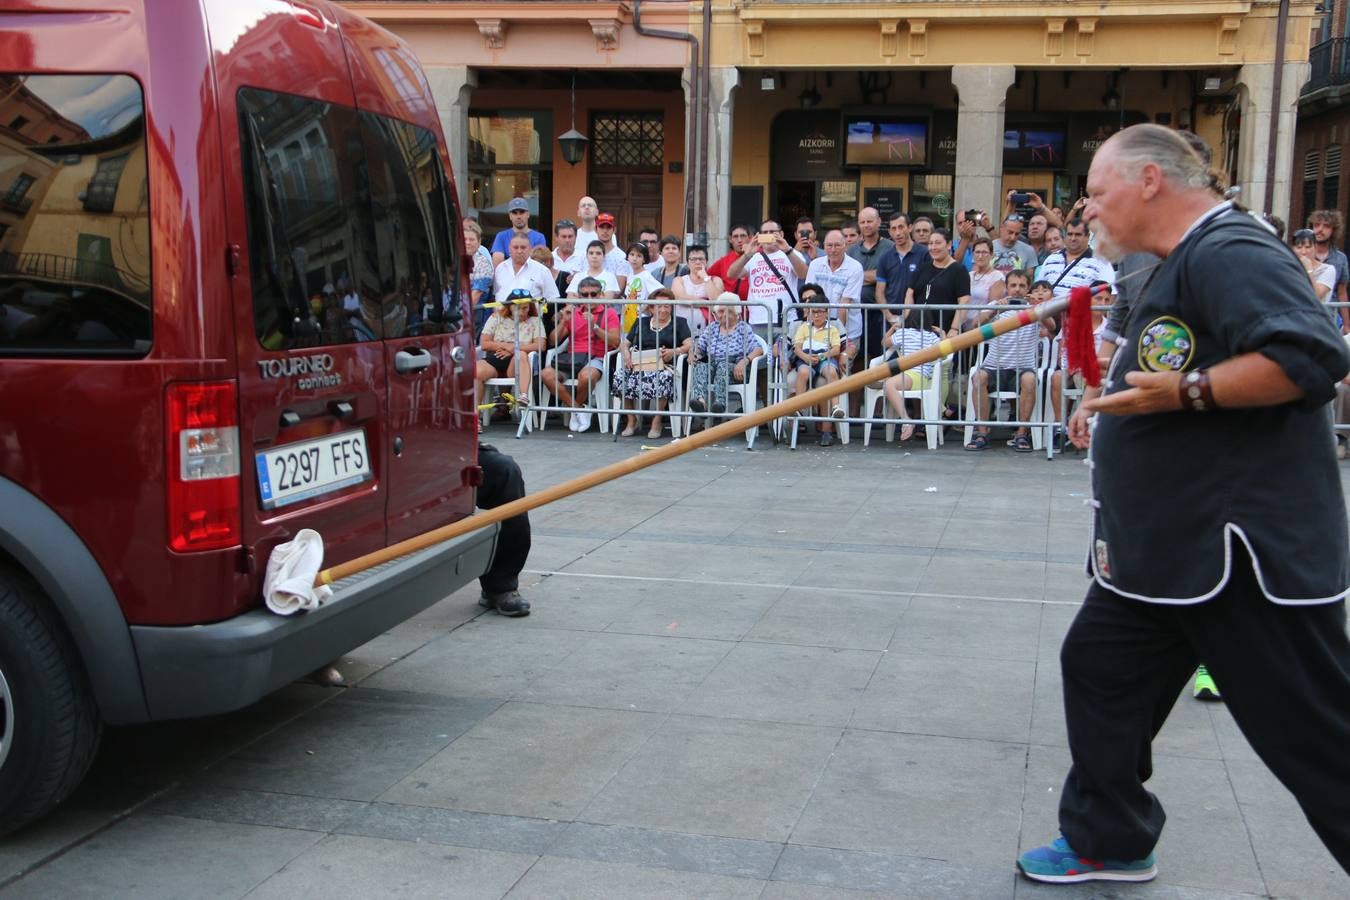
[1294, 0, 1350, 233]
[347, 1, 1316, 252]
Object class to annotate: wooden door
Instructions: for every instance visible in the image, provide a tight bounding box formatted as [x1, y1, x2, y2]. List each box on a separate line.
[588, 111, 665, 245]
[589, 172, 662, 245]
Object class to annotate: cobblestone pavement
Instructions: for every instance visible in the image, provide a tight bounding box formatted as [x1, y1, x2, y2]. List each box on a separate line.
[1, 424, 1344, 899]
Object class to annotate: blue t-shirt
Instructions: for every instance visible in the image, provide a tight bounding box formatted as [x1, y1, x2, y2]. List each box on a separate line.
[491, 228, 548, 256]
[875, 243, 930, 307]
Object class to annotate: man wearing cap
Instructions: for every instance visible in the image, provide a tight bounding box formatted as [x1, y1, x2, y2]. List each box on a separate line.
[596, 213, 633, 292]
[491, 197, 548, 265]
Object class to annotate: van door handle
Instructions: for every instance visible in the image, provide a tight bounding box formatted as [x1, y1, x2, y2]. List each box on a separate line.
[394, 348, 432, 374]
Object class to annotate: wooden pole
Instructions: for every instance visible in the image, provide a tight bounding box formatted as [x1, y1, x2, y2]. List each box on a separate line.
[316, 295, 1070, 586]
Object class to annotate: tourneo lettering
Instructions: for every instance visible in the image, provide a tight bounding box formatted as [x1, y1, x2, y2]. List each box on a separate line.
[257, 354, 336, 379]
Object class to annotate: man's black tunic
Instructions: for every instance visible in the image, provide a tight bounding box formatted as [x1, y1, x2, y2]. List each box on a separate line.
[1091, 205, 1350, 603]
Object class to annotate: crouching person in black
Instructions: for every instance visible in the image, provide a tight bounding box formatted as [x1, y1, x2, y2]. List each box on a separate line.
[477, 442, 532, 617]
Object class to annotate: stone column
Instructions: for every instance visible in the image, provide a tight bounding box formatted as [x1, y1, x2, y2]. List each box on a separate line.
[1236, 61, 1309, 220]
[951, 65, 1016, 219]
[426, 66, 477, 208]
[705, 67, 740, 257]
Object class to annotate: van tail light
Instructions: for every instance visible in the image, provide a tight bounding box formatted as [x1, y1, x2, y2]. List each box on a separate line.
[166, 381, 241, 552]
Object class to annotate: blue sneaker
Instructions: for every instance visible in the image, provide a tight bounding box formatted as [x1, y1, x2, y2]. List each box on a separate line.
[1018, 834, 1158, 884]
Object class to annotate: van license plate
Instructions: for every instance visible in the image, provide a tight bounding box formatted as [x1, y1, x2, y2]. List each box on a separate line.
[256, 429, 371, 510]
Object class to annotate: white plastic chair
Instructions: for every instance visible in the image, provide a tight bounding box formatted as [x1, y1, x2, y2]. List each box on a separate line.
[478, 349, 537, 434]
[788, 358, 851, 449]
[607, 353, 687, 437]
[683, 336, 767, 448]
[861, 353, 945, 451]
[1044, 335, 1085, 457]
[539, 339, 616, 434]
[963, 337, 1052, 450]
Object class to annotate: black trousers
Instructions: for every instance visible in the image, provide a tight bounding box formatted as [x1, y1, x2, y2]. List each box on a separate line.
[476, 443, 530, 595]
[1058, 545, 1350, 872]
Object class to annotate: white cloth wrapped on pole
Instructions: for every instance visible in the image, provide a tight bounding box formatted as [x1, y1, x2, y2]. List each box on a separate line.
[263, 528, 332, 615]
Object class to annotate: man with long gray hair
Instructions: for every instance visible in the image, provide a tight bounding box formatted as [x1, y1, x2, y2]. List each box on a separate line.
[1018, 123, 1350, 885]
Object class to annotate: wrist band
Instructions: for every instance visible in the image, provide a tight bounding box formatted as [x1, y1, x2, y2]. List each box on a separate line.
[1179, 368, 1216, 411]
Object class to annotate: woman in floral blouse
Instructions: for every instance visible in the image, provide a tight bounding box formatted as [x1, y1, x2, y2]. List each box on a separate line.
[476, 289, 546, 415]
[688, 293, 763, 419]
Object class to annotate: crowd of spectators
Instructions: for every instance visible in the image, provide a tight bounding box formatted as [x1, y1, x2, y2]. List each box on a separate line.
[465, 192, 1350, 454]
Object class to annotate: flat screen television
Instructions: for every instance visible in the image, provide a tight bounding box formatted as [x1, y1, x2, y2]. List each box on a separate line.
[1003, 123, 1067, 169]
[843, 116, 928, 167]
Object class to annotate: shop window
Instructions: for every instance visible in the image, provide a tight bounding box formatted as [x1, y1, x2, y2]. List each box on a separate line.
[467, 110, 552, 238]
[909, 174, 955, 228]
[590, 112, 663, 169]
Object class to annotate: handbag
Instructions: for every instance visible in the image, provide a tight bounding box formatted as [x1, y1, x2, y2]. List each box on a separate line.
[629, 348, 664, 372]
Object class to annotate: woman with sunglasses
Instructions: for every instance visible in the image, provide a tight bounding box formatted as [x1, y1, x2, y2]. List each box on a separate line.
[672, 244, 722, 338]
[613, 288, 692, 438]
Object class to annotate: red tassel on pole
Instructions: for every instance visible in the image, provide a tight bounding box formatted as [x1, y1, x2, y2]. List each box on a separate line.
[1064, 285, 1101, 387]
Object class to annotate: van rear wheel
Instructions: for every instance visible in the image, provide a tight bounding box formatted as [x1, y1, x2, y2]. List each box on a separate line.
[0, 567, 102, 837]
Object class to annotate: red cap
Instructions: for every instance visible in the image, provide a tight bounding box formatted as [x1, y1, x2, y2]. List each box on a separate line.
[596, 213, 615, 226]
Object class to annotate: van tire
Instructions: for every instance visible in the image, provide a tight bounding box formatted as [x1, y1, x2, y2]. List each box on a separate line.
[0, 566, 102, 837]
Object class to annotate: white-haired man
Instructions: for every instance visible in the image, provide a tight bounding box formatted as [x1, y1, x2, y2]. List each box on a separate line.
[1018, 124, 1350, 885]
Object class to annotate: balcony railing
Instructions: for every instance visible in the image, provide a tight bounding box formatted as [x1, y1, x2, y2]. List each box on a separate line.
[1305, 38, 1350, 95]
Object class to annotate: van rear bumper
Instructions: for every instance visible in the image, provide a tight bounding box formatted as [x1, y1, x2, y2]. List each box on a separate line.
[129, 525, 498, 720]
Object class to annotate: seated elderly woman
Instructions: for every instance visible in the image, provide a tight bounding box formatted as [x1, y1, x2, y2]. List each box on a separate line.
[475, 287, 546, 417]
[792, 303, 848, 446]
[689, 292, 762, 421]
[612, 287, 692, 438]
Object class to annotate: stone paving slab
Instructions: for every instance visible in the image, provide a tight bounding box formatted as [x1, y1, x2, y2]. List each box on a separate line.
[2, 430, 1345, 899]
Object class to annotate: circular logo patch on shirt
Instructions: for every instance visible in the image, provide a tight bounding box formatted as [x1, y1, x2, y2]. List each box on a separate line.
[1137, 316, 1195, 372]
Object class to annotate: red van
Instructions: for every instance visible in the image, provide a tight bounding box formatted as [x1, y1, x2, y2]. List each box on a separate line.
[0, 0, 494, 833]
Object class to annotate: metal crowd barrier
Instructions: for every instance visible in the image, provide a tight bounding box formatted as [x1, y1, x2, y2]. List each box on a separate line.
[476, 297, 778, 444]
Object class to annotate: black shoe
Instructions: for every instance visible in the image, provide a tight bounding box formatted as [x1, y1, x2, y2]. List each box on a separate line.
[819, 431, 835, 447]
[711, 402, 726, 414]
[479, 590, 531, 617]
[689, 398, 707, 413]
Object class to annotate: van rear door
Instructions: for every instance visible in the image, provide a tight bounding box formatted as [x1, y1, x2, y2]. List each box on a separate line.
[340, 17, 477, 544]
[208, 3, 389, 570]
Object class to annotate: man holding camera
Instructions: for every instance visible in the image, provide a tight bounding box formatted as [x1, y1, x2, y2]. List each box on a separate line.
[725, 219, 808, 334]
[992, 213, 1039, 275]
[792, 217, 826, 263]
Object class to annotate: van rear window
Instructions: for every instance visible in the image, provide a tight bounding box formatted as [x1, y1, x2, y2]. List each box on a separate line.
[238, 88, 460, 350]
[0, 75, 151, 356]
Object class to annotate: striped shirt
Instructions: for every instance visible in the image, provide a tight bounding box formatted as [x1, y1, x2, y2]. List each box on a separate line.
[1036, 249, 1115, 299]
[982, 306, 1041, 369]
[889, 327, 940, 378]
